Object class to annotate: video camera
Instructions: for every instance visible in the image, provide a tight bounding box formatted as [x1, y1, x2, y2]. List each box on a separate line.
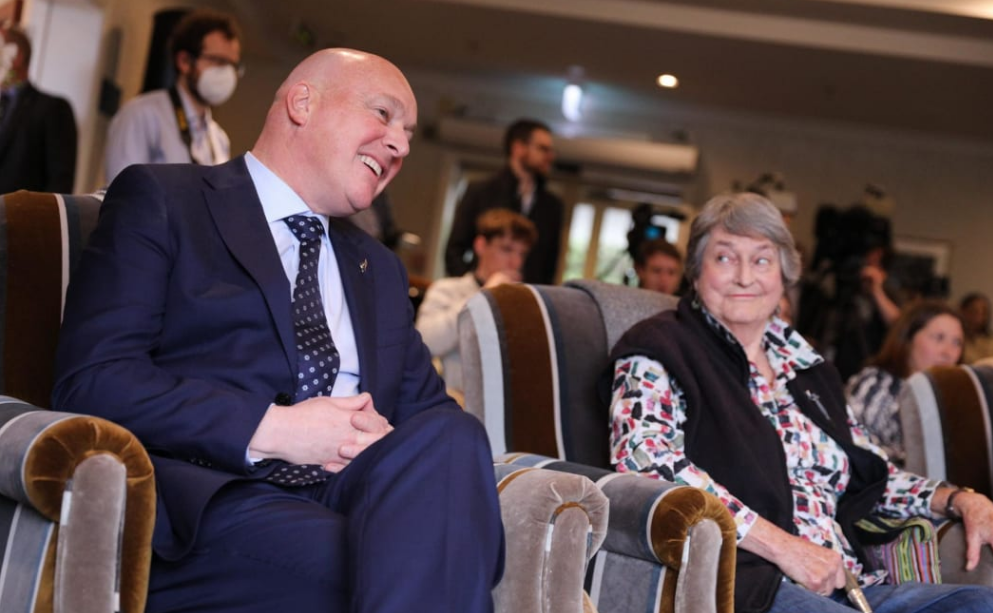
[626, 203, 684, 261]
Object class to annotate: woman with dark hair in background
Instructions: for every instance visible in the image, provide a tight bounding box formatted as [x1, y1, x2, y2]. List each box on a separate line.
[845, 301, 964, 466]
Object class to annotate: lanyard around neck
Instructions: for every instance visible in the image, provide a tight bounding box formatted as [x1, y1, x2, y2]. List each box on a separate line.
[168, 85, 216, 165]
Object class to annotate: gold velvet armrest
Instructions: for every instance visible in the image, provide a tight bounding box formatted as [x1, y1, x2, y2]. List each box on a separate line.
[0, 396, 155, 613]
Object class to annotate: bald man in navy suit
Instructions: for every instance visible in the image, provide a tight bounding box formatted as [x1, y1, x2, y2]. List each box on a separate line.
[53, 49, 503, 613]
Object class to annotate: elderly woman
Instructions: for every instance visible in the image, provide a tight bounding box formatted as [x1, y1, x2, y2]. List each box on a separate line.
[846, 301, 964, 466]
[607, 192, 993, 613]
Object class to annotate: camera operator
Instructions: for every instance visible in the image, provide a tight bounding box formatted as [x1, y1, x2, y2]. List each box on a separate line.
[797, 204, 902, 380]
[860, 245, 901, 326]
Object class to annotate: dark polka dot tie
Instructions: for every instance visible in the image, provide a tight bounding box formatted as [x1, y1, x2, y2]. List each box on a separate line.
[285, 215, 340, 402]
[267, 215, 340, 486]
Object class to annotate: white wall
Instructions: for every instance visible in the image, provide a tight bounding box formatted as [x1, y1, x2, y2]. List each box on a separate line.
[324, 68, 992, 307]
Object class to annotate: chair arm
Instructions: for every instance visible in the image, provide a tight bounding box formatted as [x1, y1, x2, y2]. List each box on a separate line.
[493, 463, 609, 613]
[500, 454, 737, 613]
[938, 521, 993, 586]
[0, 396, 155, 613]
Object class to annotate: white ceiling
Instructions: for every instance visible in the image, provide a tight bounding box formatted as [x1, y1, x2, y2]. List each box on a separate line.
[225, 0, 993, 142]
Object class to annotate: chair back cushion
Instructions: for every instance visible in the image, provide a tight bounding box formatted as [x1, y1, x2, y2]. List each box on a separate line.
[459, 279, 676, 467]
[0, 191, 101, 407]
[900, 365, 993, 497]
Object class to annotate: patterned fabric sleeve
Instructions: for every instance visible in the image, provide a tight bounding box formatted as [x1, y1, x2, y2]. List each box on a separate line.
[845, 367, 905, 464]
[609, 355, 759, 541]
[845, 403, 941, 519]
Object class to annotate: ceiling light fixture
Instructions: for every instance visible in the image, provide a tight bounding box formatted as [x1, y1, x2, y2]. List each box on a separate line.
[657, 74, 679, 89]
[562, 65, 585, 122]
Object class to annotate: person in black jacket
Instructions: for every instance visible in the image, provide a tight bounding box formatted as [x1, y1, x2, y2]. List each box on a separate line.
[606, 191, 993, 613]
[0, 24, 77, 194]
[444, 118, 563, 284]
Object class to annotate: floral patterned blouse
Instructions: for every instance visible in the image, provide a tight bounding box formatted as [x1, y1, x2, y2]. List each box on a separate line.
[609, 303, 942, 583]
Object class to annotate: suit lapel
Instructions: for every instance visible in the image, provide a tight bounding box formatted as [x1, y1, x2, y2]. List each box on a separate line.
[203, 159, 296, 377]
[329, 219, 377, 395]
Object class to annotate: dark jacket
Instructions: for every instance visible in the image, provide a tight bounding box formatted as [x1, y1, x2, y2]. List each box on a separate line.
[444, 167, 563, 285]
[606, 295, 888, 613]
[0, 83, 77, 194]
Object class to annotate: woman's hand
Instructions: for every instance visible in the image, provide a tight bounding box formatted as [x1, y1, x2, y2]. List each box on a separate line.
[937, 487, 993, 571]
[740, 516, 847, 596]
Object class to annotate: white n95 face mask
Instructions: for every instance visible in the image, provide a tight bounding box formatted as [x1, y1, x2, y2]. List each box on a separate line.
[196, 65, 238, 107]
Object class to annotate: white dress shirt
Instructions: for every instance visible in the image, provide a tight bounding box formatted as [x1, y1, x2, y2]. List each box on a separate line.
[104, 87, 231, 183]
[244, 151, 360, 397]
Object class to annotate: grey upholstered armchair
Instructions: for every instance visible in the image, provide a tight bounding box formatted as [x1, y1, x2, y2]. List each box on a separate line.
[0, 191, 155, 613]
[459, 280, 737, 613]
[899, 364, 993, 585]
[0, 189, 609, 613]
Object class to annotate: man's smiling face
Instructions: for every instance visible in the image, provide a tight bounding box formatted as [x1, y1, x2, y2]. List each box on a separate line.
[301, 54, 417, 217]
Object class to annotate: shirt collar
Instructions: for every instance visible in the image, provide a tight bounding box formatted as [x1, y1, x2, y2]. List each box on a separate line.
[245, 151, 324, 227]
[176, 83, 211, 130]
[692, 296, 823, 378]
[1, 81, 23, 103]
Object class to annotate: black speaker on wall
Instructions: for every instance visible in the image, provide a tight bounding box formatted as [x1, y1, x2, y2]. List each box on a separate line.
[141, 8, 190, 93]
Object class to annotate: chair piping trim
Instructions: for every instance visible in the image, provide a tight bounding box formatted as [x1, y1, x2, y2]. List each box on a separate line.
[54, 194, 69, 321]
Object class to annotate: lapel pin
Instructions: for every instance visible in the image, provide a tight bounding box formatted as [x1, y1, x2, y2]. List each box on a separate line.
[360, 259, 368, 273]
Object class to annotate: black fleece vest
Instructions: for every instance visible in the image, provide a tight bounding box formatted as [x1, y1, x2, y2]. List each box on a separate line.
[605, 295, 888, 613]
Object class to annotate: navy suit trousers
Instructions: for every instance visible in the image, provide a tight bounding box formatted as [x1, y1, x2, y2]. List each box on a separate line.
[146, 408, 505, 613]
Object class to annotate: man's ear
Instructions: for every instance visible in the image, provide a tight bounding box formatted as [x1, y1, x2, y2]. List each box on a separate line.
[472, 234, 488, 257]
[286, 82, 312, 126]
[175, 51, 194, 76]
[508, 139, 527, 161]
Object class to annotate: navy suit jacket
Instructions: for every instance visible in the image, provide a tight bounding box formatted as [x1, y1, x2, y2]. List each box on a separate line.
[52, 158, 456, 559]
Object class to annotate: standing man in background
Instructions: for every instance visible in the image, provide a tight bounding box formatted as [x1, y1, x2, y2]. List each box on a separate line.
[0, 23, 77, 194]
[104, 9, 241, 183]
[445, 118, 564, 284]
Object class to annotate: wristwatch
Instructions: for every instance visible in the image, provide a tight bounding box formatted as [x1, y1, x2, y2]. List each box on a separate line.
[945, 486, 976, 521]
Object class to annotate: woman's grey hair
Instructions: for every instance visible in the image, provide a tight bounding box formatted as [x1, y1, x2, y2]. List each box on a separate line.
[684, 192, 802, 287]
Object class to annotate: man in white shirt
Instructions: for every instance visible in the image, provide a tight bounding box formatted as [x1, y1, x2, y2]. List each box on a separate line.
[104, 9, 241, 183]
[418, 208, 536, 394]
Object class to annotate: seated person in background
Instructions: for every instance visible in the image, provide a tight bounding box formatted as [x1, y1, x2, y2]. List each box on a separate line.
[417, 208, 536, 395]
[960, 292, 993, 364]
[607, 192, 993, 613]
[53, 48, 503, 613]
[634, 238, 683, 295]
[845, 301, 964, 466]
